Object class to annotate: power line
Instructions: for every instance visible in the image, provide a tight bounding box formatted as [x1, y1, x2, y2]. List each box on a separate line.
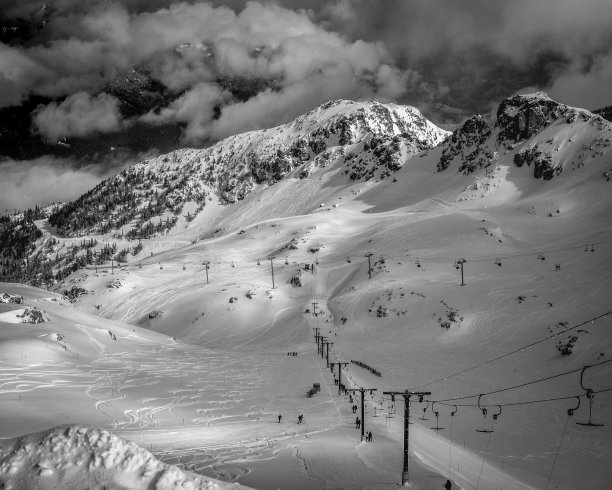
[410, 310, 612, 391]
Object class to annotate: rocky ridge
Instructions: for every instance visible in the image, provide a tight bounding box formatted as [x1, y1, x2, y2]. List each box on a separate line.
[437, 92, 612, 181]
[49, 100, 449, 237]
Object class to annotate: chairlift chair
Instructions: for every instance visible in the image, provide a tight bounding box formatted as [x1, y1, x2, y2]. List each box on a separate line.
[576, 366, 604, 426]
[420, 402, 429, 421]
[476, 396, 501, 433]
[430, 402, 444, 430]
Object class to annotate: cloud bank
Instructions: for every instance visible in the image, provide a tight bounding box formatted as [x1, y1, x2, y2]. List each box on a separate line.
[1, 1, 410, 145]
[32, 92, 125, 141]
[0, 151, 156, 212]
[0, 157, 116, 212]
[2, 0, 611, 137]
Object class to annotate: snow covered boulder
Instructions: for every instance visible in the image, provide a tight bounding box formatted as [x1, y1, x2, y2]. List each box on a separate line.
[0, 293, 24, 304]
[63, 286, 89, 302]
[289, 274, 303, 287]
[17, 307, 47, 324]
[106, 279, 124, 289]
[0, 425, 252, 490]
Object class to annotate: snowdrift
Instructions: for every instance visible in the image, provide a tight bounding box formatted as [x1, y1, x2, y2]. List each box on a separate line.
[0, 425, 252, 490]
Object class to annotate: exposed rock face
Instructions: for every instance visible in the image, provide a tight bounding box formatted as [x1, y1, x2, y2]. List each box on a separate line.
[438, 115, 493, 173]
[497, 92, 579, 142]
[513, 145, 560, 180]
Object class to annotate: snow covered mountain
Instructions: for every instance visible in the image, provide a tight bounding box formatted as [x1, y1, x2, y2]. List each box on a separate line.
[2, 93, 612, 490]
[48, 99, 448, 236]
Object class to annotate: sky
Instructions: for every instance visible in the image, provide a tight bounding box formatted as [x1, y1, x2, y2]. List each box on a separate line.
[1, 0, 612, 211]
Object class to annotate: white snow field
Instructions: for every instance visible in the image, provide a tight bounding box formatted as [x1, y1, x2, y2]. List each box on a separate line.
[1, 94, 612, 489]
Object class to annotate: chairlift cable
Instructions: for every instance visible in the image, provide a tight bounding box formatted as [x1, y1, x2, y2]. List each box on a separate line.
[436, 386, 612, 409]
[431, 358, 612, 404]
[410, 310, 611, 391]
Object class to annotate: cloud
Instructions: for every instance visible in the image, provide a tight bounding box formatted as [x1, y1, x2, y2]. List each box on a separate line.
[0, 43, 50, 108]
[140, 82, 227, 143]
[548, 52, 612, 110]
[309, 0, 612, 116]
[32, 92, 125, 140]
[0, 156, 116, 211]
[0, 148, 159, 212]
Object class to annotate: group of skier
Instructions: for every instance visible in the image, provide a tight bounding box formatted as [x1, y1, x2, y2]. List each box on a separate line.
[278, 413, 304, 424]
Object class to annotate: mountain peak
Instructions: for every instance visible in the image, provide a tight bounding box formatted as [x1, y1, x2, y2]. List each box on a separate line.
[496, 92, 601, 142]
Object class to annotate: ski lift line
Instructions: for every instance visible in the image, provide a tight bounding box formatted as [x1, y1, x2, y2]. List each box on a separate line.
[429, 358, 612, 404]
[433, 386, 612, 409]
[409, 310, 612, 391]
[125, 233, 612, 271]
[373, 235, 612, 263]
[302, 236, 612, 264]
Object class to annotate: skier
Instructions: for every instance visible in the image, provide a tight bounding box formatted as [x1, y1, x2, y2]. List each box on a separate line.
[298, 414, 303, 424]
[278, 414, 283, 423]
[444, 479, 452, 490]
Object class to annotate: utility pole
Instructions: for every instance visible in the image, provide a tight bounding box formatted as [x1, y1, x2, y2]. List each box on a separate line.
[313, 327, 320, 348]
[269, 256, 276, 288]
[111, 258, 114, 275]
[383, 390, 431, 486]
[203, 261, 210, 284]
[349, 387, 378, 441]
[334, 362, 349, 395]
[365, 252, 373, 279]
[311, 301, 318, 316]
[455, 258, 466, 286]
[325, 342, 334, 368]
[319, 336, 328, 357]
